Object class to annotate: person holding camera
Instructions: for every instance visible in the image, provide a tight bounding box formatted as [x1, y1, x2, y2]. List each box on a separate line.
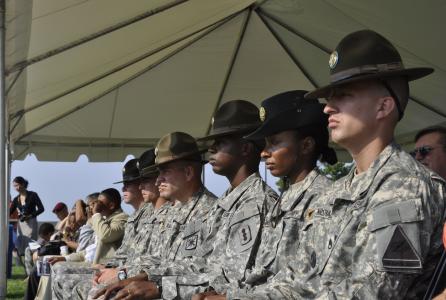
[9, 176, 45, 256]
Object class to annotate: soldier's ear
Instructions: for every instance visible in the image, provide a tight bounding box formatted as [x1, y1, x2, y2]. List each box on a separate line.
[376, 96, 395, 120]
[184, 165, 194, 181]
[301, 136, 315, 156]
[240, 141, 254, 157]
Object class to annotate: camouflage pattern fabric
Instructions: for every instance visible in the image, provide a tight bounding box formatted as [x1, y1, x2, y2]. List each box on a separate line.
[106, 202, 153, 267]
[129, 187, 216, 276]
[73, 201, 173, 300]
[52, 205, 146, 299]
[51, 261, 94, 300]
[149, 173, 278, 299]
[228, 143, 446, 299]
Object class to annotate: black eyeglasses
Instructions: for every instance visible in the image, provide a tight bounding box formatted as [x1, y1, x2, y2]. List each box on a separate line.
[410, 146, 438, 158]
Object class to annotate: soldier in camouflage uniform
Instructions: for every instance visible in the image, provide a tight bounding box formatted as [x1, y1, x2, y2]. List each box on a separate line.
[216, 30, 445, 300]
[73, 149, 172, 299]
[51, 159, 142, 299]
[94, 132, 216, 299]
[135, 100, 279, 299]
[194, 91, 337, 300]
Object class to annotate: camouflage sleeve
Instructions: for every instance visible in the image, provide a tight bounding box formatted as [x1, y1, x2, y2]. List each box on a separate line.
[323, 174, 445, 299]
[224, 264, 316, 300]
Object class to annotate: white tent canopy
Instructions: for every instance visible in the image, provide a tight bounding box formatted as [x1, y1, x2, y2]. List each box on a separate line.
[1, 1, 446, 297]
[5, 0, 446, 162]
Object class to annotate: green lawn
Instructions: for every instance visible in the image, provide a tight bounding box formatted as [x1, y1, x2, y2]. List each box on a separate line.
[7, 265, 26, 300]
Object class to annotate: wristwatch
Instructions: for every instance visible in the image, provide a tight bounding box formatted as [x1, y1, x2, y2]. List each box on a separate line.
[117, 268, 127, 281]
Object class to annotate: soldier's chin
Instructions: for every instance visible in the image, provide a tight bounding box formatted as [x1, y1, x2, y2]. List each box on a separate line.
[160, 191, 172, 200]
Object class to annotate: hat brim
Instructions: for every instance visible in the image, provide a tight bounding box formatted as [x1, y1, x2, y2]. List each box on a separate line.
[152, 149, 208, 169]
[139, 167, 159, 179]
[197, 126, 260, 142]
[113, 175, 141, 184]
[305, 67, 434, 99]
[245, 105, 327, 140]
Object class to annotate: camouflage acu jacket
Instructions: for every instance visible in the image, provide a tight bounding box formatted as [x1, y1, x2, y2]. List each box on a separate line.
[133, 187, 216, 276]
[158, 173, 278, 299]
[232, 143, 446, 300]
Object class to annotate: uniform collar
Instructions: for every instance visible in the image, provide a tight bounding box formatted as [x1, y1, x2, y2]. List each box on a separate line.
[332, 142, 396, 203]
[218, 173, 261, 211]
[172, 187, 205, 224]
[280, 169, 321, 212]
[128, 202, 150, 222]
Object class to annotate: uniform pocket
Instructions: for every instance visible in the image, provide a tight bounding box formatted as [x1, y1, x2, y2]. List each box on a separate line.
[180, 220, 203, 257]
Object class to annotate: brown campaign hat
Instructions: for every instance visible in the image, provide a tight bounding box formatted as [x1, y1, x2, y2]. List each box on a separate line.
[137, 148, 159, 178]
[113, 158, 140, 184]
[152, 132, 206, 168]
[306, 30, 434, 99]
[198, 100, 261, 141]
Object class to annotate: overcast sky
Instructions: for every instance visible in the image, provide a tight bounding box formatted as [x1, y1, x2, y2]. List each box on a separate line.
[10, 154, 278, 222]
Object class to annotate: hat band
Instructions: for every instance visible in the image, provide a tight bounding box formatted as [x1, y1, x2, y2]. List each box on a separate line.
[211, 124, 260, 134]
[330, 62, 404, 82]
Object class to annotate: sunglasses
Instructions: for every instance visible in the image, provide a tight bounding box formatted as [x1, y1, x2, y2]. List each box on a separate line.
[410, 146, 439, 158]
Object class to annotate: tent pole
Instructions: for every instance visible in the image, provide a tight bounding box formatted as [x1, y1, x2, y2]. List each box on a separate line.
[0, 0, 8, 298]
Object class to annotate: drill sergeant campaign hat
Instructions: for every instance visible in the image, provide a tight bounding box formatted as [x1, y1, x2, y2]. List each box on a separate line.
[305, 30, 434, 119]
[113, 158, 140, 184]
[151, 132, 206, 169]
[245, 90, 328, 140]
[198, 100, 262, 141]
[137, 148, 159, 179]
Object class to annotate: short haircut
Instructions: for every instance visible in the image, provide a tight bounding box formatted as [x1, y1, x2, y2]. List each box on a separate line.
[86, 192, 100, 203]
[100, 188, 121, 207]
[415, 126, 446, 146]
[38, 223, 55, 237]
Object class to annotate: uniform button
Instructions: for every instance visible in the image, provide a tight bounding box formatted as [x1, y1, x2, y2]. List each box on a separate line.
[310, 251, 317, 268]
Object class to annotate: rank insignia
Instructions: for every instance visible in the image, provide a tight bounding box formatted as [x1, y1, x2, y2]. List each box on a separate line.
[329, 51, 338, 69]
[185, 234, 198, 250]
[239, 224, 252, 246]
[259, 107, 266, 122]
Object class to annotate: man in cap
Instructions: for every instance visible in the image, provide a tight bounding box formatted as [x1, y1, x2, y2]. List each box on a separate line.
[94, 132, 216, 299]
[242, 30, 445, 299]
[52, 202, 69, 236]
[73, 149, 172, 299]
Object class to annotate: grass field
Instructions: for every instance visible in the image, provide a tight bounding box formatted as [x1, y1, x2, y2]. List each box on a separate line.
[7, 265, 26, 300]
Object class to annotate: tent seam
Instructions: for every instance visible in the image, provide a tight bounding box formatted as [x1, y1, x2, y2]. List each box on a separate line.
[14, 10, 244, 143]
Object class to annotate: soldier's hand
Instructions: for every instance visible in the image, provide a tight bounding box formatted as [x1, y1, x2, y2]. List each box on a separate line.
[192, 291, 218, 300]
[203, 294, 226, 300]
[97, 268, 118, 284]
[47, 256, 66, 265]
[113, 281, 160, 300]
[93, 278, 134, 299]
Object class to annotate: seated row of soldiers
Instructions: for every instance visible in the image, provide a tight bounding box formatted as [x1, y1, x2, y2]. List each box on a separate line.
[48, 29, 446, 299]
